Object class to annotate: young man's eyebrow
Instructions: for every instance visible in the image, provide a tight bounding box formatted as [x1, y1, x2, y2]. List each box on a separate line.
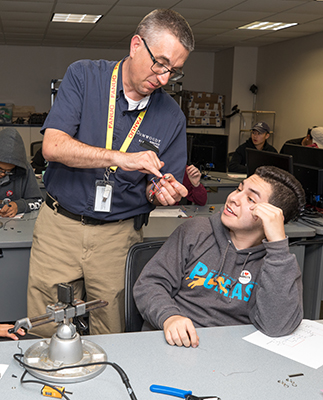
[249, 188, 261, 199]
[241, 180, 262, 199]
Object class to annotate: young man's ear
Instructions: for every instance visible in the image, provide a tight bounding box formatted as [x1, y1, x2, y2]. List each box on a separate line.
[265, 133, 270, 140]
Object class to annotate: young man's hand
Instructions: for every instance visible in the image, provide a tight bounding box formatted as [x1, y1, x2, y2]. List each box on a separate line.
[186, 164, 202, 187]
[0, 324, 25, 340]
[250, 202, 285, 242]
[163, 315, 199, 347]
[0, 202, 18, 218]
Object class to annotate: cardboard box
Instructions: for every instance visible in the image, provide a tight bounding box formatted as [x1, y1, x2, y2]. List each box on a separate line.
[189, 92, 224, 103]
[188, 117, 223, 127]
[182, 90, 225, 127]
[189, 108, 222, 118]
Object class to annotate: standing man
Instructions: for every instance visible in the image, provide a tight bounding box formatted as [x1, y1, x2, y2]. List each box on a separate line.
[229, 122, 277, 173]
[27, 9, 195, 337]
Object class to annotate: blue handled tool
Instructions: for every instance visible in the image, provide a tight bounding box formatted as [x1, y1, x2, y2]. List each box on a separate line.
[150, 385, 221, 400]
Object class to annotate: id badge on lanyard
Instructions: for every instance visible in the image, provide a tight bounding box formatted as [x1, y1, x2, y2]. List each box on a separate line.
[94, 60, 147, 213]
[94, 168, 114, 212]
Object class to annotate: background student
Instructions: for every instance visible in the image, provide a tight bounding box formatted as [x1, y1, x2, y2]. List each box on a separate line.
[0, 127, 43, 218]
[229, 122, 277, 173]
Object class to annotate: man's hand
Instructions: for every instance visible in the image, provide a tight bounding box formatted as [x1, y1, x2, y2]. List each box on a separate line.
[250, 202, 285, 242]
[0, 202, 18, 218]
[186, 164, 202, 187]
[0, 324, 25, 340]
[163, 315, 199, 348]
[116, 150, 164, 177]
[147, 174, 188, 206]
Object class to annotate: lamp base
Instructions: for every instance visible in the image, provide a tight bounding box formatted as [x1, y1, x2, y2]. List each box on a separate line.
[23, 336, 107, 384]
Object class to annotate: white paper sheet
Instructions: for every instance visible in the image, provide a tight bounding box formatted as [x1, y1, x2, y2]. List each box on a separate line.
[0, 213, 24, 219]
[243, 319, 323, 369]
[0, 364, 9, 379]
[150, 208, 187, 218]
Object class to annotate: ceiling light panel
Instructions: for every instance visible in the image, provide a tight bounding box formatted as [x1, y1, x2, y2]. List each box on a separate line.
[52, 13, 102, 23]
[238, 21, 298, 31]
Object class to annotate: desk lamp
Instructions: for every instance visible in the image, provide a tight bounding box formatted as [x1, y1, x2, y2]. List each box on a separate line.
[9, 283, 108, 384]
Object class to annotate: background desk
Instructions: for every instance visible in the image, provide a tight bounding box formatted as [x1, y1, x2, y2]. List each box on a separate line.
[143, 204, 315, 243]
[0, 324, 322, 399]
[0, 212, 38, 321]
[200, 172, 245, 204]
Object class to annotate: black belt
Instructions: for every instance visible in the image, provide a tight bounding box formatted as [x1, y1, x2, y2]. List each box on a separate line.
[45, 194, 126, 226]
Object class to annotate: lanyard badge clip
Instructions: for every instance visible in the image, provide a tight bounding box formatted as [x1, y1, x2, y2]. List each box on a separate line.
[94, 168, 114, 213]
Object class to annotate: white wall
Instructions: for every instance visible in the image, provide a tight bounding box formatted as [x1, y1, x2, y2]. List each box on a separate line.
[256, 31, 323, 152]
[213, 48, 234, 117]
[229, 47, 258, 152]
[0, 45, 214, 113]
[212, 47, 258, 152]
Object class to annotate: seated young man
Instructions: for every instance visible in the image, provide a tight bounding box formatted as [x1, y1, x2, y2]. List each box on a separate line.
[229, 122, 277, 173]
[133, 166, 305, 347]
[0, 127, 43, 218]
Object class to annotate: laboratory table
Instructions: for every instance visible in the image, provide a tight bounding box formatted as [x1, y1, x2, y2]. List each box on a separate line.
[0, 211, 38, 321]
[0, 324, 322, 400]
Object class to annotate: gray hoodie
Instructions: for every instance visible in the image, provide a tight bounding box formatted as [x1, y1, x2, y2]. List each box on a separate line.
[134, 211, 303, 337]
[0, 127, 43, 213]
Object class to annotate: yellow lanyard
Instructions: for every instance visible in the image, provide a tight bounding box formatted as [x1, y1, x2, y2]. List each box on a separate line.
[106, 61, 147, 172]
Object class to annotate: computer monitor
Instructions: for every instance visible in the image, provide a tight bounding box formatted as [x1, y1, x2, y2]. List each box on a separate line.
[246, 148, 293, 177]
[280, 143, 323, 169]
[280, 143, 323, 202]
[188, 133, 228, 172]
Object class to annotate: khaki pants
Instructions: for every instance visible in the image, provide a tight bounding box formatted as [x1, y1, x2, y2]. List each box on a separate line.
[27, 203, 142, 337]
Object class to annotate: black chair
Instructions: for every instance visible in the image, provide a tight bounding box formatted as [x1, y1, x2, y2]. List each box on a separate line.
[30, 140, 43, 157]
[227, 151, 234, 171]
[124, 240, 165, 332]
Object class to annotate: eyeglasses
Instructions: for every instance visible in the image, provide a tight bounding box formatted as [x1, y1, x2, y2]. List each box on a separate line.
[0, 168, 14, 176]
[141, 37, 184, 82]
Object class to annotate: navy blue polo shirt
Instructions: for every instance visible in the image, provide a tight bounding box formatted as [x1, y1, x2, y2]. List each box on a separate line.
[42, 59, 187, 221]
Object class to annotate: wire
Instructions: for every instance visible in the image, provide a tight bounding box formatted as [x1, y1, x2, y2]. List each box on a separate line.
[13, 353, 138, 400]
[20, 370, 70, 399]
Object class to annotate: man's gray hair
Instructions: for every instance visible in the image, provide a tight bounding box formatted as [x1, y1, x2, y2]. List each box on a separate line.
[135, 9, 195, 52]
